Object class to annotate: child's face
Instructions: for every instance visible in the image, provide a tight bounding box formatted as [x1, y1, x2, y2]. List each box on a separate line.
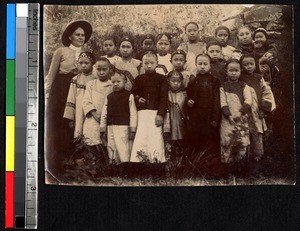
[196, 56, 211, 74]
[207, 45, 222, 62]
[111, 73, 126, 92]
[156, 35, 171, 56]
[95, 61, 110, 81]
[77, 57, 93, 74]
[216, 29, 229, 46]
[237, 27, 252, 45]
[142, 55, 158, 73]
[242, 57, 256, 74]
[119, 41, 133, 58]
[171, 54, 186, 70]
[226, 62, 241, 81]
[103, 40, 116, 56]
[169, 75, 183, 92]
[186, 24, 199, 42]
[254, 32, 267, 48]
[69, 27, 85, 47]
[142, 39, 155, 51]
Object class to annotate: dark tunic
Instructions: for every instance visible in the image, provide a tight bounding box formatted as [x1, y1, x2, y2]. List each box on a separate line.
[186, 73, 221, 151]
[237, 43, 254, 55]
[46, 72, 76, 177]
[131, 72, 168, 116]
[106, 89, 131, 125]
[240, 73, 263, 107]
[210, 61, 226, 83]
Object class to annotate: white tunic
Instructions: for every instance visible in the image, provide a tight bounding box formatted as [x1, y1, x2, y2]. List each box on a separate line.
[82, 79, 112, 145]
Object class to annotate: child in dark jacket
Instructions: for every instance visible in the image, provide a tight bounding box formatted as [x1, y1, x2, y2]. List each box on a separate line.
[253, 28, 279, 85]
[130, 51, 169, 163]
[206, 40, 227, 83]
[186, 54, 221, 153]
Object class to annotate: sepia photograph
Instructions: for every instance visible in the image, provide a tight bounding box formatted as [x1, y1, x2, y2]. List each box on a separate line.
[43, 4, 295, 186]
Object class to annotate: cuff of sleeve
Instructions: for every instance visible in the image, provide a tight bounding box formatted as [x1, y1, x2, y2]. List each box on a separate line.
[164, 126, 171, 133]
[129, 127, 136, 133]
[221, 106, 231, 118]
[157, 111, 165, 117]
[100, 127, 106, 133]
[85, 107, 96, 116]
[261, 100, 273, 112]
[240, 103, 251, 114]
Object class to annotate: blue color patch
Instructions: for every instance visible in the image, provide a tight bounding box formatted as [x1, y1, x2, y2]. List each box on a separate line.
[7, 4, 16, 59]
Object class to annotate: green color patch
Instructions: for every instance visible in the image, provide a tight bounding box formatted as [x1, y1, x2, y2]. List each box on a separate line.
[6, 60, 15, 115]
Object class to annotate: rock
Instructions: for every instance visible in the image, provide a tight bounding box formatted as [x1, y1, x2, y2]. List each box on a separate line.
[248, 22, 262, 30]
[243, 5, 282, 23]
[266, 21, 285, 31]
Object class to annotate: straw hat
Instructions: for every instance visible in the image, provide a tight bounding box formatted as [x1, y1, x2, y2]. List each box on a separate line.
[62, 20, 92, 47]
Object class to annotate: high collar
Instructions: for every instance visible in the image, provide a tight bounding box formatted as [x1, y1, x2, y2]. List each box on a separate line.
[69, 44, 82, 51]
[113, 88, 126, 94]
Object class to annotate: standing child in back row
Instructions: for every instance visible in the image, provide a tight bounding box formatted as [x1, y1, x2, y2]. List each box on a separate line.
[214, 25, 235, 61]
[206, 40, 227, 83]
[156, 33, 173, 75]
[115, 36, 141, 90]
[178, 22, 206, 74]
[130, 51, 169, 163]
[136, 34, 156, 61]
[102, 37, 120, 66]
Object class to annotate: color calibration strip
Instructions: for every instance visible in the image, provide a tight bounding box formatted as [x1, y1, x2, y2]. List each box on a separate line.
[15, 4, 29, 229]
[6, 3, 16, 228]
[6, 3, 39, 229]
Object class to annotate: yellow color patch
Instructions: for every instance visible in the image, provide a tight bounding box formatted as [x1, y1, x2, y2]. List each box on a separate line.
[6, 116, 15, 171]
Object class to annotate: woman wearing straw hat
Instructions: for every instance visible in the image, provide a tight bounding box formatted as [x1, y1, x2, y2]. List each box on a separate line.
[45, 20, 93, 179]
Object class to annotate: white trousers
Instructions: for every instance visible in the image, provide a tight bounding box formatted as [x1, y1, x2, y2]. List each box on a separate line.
[130, 110, 166, 163]
[107, 125, 131, 163]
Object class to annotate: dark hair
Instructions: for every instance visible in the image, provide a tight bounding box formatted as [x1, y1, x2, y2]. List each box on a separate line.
[225, 58, 241, 69]
[206, 40, 222, 50]
[171, 50, 187, 60]
[142, 50, 158, 60]
[239, 53, 256, 65]
[253, 27, 268, 39]
[112, 68, 127, 82]
[156, 33, 172, 44]
[103, 37, 117, 46]
[141, 34, 155, 45]
[167, 70, 184, 80]
[95, 57, 112, 66]
[215, 25, 230, 39]
[237, 25, 252, 36]
[119, 36, 135, 49]
[78, 51, 96, 65]
[195, 53, 212, 64]
[185, 21, 199, 31]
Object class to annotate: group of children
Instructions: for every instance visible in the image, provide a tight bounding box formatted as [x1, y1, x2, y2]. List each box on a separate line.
[62, 22, 277, 177]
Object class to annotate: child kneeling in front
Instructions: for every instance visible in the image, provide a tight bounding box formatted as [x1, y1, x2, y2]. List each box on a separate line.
[130, 51, 169, 163]
[100, 70, 137, 163]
